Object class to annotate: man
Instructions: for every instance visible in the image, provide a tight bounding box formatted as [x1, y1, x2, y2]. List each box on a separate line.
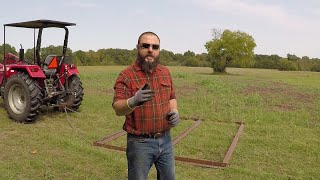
[112, 31, 179, 180]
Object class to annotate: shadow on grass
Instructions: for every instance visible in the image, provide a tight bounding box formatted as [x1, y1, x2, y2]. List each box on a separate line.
[34, 106, 66, 122]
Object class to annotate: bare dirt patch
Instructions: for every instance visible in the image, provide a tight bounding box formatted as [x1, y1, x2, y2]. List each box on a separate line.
[175, 84, 199, 98]
[242, 81, 315, 111]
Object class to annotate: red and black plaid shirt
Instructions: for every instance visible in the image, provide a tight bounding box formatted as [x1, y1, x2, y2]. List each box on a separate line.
[113, 60, 176, 135]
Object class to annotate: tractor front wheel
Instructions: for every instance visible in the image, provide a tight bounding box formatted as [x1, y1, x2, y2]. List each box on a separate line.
[4, 72, 43, 123]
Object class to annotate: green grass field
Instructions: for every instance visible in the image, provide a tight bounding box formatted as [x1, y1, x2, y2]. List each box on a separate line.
[1, 66, 320, 179]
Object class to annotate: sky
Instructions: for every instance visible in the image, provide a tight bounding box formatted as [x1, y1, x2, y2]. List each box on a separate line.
[0, 0, 319, 58]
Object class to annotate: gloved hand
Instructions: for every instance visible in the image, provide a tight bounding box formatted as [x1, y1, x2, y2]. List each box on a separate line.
[167, 109, 179, 127]
[128, 85, 155, 108]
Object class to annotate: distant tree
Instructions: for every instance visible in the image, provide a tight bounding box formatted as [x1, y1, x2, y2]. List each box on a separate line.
[287, 54, 300, 61]
[301, 56, 310, 61]
[311, 61, 320, 72]
[0, 44, 17, 58]
[196, 53, 210, 67]
[97, 49, 114, 65]
[129, 49, 138, 64]
[173, 53, 184, 65]
[86, 50, 99, 65]
[183, 50, 201, 67]
[25, 48, 36, 64]
[183, 50, 195, 58]
[278, 59, 298, 71]
[254, 54, 281, 69]
[205, 29, 256, 73]
[185, 56, 201, 67]
[297, 59, 313, 71]
[73, 50, 87, 65]
[109, 48, 134, 65]
[40, 45, 72, 59]
[160, 50, 175, 66]
[24, 45, 72, 64]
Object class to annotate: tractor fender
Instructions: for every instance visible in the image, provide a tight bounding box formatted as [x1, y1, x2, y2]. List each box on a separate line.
[67, 68, 79, 77]
[58, 64, 79, 77]
[7, 65, 46, 79]
[25, 65, 46, 78]
[58, 64, 79, 85]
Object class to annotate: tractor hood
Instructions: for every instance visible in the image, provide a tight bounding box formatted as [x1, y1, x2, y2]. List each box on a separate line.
[4, 19, 76, 28]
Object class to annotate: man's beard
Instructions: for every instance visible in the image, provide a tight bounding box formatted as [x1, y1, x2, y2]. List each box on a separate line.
[137, 53, 160, 73]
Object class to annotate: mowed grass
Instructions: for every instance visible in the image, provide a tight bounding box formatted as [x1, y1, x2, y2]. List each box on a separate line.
[1, 66, 320, 179]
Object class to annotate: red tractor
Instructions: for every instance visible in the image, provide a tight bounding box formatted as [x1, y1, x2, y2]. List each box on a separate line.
[0, 20, 84, 123]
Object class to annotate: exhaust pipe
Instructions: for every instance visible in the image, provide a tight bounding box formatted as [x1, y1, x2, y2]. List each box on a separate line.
[19, 44, 24, 61]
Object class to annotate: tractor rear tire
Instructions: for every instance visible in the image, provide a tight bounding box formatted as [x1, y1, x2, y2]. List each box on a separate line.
[4, 72, 43, 123]
[61, 75, 84, 111]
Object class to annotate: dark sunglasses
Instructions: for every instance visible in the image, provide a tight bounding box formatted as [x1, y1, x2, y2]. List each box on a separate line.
[140, 43, 160, 50]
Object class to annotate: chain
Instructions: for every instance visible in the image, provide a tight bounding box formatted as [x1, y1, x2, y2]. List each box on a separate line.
[62, 106, 92, 143]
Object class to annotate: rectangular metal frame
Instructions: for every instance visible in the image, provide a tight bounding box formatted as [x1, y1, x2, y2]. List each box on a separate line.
[93, 118, 245, 168]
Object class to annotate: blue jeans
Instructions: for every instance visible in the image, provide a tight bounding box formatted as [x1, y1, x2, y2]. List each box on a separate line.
[126, 132, 175, 180]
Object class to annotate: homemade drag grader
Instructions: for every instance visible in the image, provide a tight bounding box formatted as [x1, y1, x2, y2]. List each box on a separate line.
[0, 20, 84, 123]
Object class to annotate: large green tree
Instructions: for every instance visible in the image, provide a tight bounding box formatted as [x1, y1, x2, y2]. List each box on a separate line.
[205, 29, 256, 73]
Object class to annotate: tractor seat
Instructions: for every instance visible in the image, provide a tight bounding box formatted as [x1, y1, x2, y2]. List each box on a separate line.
[43, 55, 60, 77]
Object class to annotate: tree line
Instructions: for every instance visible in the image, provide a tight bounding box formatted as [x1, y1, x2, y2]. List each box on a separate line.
[1, 42, 320, 72]
[205, 29, 320, 72]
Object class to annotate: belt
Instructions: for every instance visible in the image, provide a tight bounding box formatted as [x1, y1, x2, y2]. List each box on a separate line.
[130, 130, 169, 139]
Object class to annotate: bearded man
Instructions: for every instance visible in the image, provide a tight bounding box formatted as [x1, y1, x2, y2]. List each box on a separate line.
[112, 31, 179, 180]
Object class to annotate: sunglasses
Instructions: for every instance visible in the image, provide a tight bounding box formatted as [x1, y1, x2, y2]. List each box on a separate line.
[140, 43, 160, 50]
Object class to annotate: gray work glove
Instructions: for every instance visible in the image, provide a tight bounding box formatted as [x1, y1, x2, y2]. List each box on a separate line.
[128, 86, 155, 108]
[167, 109, 179, 127]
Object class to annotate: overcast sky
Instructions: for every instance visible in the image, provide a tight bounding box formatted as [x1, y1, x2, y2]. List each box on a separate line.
[1, 0, 319, 58]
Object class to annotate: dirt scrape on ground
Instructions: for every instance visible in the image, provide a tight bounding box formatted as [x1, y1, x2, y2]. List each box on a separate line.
[175, 84, 199, 98]
[242, 81, 315, 111]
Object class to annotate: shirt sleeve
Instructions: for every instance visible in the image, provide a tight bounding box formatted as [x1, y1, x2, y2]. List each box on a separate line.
[113, 72, 132, 105]
[169, 72, 176, 100]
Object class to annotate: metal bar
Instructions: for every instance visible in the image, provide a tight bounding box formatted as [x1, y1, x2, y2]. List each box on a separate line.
[175, 156, 227, 168]
[3, 25, 6, 82]
[180, 117, 201, 121]
[36, 27, 43, 66]
[172, 119, 202, 145]
[95, 130, 126, 144]
[3, 25, 5, 59]
[223, 123, 245, 164]
[93, 119, 245, 168]
[93, 142, 126, 152]
[34, 28, 36, 63]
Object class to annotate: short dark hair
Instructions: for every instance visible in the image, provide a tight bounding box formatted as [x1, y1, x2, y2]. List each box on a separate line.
[137, 31, 160, 44]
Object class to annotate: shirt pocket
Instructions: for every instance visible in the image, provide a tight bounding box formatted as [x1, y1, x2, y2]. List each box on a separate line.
[159, 79, 172, 101]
